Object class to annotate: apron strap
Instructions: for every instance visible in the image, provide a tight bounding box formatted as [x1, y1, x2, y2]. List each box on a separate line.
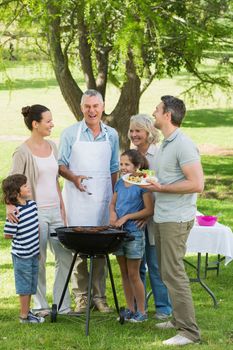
[77, 120, 110, 142]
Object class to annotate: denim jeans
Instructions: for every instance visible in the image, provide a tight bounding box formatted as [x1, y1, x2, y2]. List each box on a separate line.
[12, 254, 39, 295]
[140, 227, 172, 315]
[115, 229, 145, 259]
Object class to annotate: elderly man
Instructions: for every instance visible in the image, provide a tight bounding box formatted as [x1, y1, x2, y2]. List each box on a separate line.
[58, 89, 119, 313]
[144, 96, 204, 346]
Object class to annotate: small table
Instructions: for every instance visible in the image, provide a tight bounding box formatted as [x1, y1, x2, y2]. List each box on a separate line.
[185, 220, 233, 307]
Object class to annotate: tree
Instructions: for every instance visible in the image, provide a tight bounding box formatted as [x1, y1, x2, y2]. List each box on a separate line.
[1, 0, 233, 147]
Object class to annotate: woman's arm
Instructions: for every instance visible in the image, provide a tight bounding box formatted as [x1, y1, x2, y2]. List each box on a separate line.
[6, 204, 18, 223]
[56, 179, 67, 226]
[109, 192, 118, 226]
[4, 234, 13, 239]
[7, 147, 26, 223]
[114, 192, 154, 227]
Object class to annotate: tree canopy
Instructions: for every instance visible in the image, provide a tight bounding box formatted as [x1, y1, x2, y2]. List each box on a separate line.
[1, 0, 233, 146]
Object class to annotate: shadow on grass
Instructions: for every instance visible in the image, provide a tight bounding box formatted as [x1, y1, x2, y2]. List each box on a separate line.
[184, 109, 233, 128]
[201, 156, 233, 176]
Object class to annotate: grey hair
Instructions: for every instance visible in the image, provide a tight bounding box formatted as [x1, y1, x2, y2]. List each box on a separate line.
[128, 114, 160, 144]
[81, 89, 104, 105]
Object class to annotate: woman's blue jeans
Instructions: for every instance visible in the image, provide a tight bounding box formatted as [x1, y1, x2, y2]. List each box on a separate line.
[140, 228, 172, 315]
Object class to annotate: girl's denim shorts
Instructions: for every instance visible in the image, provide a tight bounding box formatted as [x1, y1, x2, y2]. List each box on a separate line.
[115, 229, 145, 259]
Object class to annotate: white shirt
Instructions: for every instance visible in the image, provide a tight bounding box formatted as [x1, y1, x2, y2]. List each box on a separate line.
[145, 143, 159, 171]
[34, 152, 60, 208]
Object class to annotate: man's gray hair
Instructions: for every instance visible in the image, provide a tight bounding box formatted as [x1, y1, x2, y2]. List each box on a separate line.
[81, 89, 104, 105]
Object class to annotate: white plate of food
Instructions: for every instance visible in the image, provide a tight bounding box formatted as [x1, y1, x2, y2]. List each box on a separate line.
[122, 172, 157, 186]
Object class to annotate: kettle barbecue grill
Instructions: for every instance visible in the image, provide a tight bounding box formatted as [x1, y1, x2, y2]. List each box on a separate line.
[51, 226, 134, 335]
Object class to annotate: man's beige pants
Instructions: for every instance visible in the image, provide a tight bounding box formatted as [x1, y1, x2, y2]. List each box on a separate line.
[71, 255, 107, 303]
[154, 220, 200, 342]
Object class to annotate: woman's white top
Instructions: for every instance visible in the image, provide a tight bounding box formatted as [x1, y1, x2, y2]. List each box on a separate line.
[145, 143, 159, 245]
[145, 144, 159, 170]
[33, 152, 60, 208]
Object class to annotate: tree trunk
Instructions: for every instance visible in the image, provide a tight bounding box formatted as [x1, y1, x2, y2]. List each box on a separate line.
[105, 51, 141, 150]
[47, 2, 83, 119]
[47, 3, 141, 149]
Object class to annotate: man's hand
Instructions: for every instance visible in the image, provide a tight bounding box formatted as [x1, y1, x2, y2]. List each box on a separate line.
[140, 179, 162, 192]
[59, 165, 91, 192]
[73, 175, 90, 192]
[135, 218, 148, 229]
[6, 204, 19, 223]
[141, 162, 204, 194]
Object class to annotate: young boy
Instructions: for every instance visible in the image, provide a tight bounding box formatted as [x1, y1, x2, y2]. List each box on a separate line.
[2, 174, 44, 323]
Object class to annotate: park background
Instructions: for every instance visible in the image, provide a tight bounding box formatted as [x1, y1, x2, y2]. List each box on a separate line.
[0, 1, 233, 349]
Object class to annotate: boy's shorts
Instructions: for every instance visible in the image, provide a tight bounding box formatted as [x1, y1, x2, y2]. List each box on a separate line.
[115, 230, 145, 259]
[12, 254, 39, 295]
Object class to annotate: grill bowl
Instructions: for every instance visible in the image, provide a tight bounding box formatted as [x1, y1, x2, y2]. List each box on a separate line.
[55, 226, 129, 255]
[196, 215, 217, 226]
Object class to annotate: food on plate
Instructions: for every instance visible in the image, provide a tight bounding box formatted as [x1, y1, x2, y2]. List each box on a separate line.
[127, 169, 155, 183]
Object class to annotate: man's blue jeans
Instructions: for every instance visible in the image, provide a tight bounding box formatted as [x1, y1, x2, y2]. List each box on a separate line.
[140, 228, 172, 315]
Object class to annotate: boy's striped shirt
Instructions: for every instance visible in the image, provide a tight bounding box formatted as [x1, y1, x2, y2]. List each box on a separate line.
[4, 200, 39, 258]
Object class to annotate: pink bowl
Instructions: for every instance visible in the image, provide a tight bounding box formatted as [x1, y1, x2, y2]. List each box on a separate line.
[196, 215, 217, 226]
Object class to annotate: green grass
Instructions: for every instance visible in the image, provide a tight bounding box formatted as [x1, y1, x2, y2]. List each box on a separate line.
[1, 61, 233, 144]
[183, 109, 233, 149]
[0, 154, 233, 349]
[198, 156, 233, 229]
[1, 61, 233, 349]
[1, 248, 233, 350]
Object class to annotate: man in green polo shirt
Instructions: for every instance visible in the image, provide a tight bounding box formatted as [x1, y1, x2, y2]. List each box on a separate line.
[145, 96, 204, 346]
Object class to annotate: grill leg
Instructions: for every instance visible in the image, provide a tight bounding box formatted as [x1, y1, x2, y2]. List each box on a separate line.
[85, 255, 94, 336]
[106, 254, 119, 314]
[58, 252, 78, 311]
[145, 290, 153, 310]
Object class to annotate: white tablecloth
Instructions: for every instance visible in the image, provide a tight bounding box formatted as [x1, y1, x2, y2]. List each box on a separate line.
[186, 220, 233, 265]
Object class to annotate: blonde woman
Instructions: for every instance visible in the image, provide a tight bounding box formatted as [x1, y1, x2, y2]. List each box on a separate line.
[128, 113, 172, 319]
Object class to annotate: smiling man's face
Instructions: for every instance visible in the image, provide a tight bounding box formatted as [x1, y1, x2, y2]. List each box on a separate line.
[81, 95, 104, 129]
[152, 101, 167, 130]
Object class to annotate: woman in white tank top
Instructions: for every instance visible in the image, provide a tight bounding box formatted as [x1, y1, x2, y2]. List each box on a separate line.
[7, 104, 73, 316]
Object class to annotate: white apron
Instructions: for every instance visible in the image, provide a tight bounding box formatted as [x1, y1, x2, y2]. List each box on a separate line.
[63, 121, 112, 226]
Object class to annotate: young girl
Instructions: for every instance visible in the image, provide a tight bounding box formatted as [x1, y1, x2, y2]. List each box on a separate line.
[2, 174, 44, 323]
[110, 149, 154, 322]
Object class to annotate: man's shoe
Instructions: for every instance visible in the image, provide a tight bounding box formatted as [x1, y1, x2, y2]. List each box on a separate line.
[154, 312, 172, 320]
[162, 334, 194, 346]
[94, 300, 112, 313]
[155, 321, 175, 329]
[74, 296, 88, 313]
